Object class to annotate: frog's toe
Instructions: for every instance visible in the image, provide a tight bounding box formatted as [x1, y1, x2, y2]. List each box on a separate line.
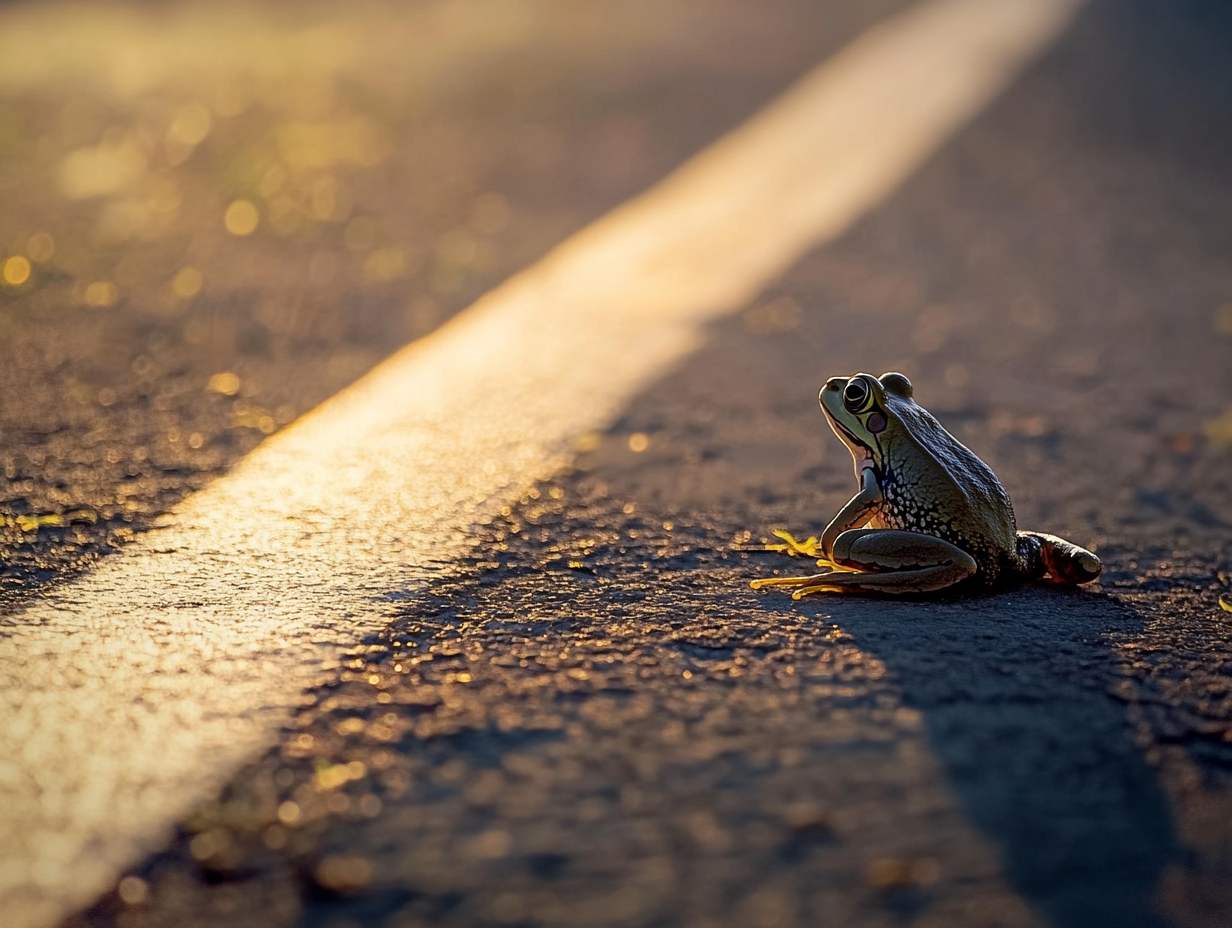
[767, 529, 824, 558]
[790, 581, 849, 599]
[750, 567, 842, 592]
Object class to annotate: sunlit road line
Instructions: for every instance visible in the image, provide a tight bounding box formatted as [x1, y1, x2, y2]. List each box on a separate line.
[0, 0, 1085, 925]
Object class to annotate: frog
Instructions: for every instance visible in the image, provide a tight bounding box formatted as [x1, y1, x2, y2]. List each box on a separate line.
[751, 372, 1101, 597]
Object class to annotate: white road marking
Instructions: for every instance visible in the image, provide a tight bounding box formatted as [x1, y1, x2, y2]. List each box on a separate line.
[0, 0, 1084, 924]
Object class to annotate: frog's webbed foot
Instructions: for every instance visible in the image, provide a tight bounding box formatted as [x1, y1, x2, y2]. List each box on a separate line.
[750, 529, 852, 597]
[750, 528, 847, 596]
[751, 563, 848, 594]
[760, 529, 827, 560]
[752, 528, 977, 598]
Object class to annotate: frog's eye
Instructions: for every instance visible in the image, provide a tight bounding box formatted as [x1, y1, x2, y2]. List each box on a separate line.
[842, 378, 871, 412]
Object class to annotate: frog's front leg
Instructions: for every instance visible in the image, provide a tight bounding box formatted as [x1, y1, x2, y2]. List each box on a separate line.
[819, 467, 883, 560]
[753, 529, 977, 597]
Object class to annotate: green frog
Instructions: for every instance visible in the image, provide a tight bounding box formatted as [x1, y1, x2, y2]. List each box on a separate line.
[751, 372, 1101, 597]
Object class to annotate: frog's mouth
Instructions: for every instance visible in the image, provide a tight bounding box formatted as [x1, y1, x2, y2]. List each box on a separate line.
[825, 415, 878, 473]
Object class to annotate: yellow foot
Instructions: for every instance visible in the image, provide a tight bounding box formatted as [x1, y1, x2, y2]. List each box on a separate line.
[786, 581, 851, 599]
[750, 571, 831, 589]
[751, 568, 851, 593]
[750, 529, 855, 596]
[762, 529, 824, 558]
[757, 529, 844, 568]
[749, 527, 857, 594]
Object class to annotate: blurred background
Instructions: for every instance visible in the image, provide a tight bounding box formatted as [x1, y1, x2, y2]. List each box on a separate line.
[0, 0, 910, 588]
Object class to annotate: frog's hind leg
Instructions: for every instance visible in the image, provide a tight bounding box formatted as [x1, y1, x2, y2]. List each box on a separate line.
[1017, 531, 1101, 585]
[752, 529, 977, 598]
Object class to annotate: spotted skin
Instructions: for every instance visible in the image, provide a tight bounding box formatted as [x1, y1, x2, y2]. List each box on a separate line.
[872, 410, 1023, 590]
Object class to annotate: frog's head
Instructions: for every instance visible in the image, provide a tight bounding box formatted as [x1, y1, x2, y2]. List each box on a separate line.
[818, 371, 914, 475]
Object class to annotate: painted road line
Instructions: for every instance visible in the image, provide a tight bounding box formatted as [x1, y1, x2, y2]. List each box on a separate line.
[0, 0, 1085, 925]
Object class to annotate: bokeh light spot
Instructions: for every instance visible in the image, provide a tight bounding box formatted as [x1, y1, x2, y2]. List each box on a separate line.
[277, 801, 301, 825]
[172, 267, 203, 298]
[315, 855, 373, 892]
[207, 372, 241, 395]
[3, 255, 31, 286]
[83, 281, 119, 307]
[116, 876, 149, 906]
[224, 199, 259, 236]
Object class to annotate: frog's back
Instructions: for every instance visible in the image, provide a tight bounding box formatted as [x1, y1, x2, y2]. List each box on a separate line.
[874, 398, 1022, 586]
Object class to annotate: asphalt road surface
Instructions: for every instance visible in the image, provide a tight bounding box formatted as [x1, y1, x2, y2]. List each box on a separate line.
[2, 1, 1231, 927]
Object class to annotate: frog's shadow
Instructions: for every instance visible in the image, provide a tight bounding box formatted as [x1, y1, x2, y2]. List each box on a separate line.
[809, 586, 1173, 928]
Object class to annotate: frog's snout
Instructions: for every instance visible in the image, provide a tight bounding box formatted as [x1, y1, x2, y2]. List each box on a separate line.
[819, 377, 846, 405]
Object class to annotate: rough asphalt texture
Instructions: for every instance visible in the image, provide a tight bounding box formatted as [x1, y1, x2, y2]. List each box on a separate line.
[0, 0, 1229, 926]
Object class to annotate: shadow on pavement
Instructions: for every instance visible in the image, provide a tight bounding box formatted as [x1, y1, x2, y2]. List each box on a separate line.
[826, 588, 1174, 928]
